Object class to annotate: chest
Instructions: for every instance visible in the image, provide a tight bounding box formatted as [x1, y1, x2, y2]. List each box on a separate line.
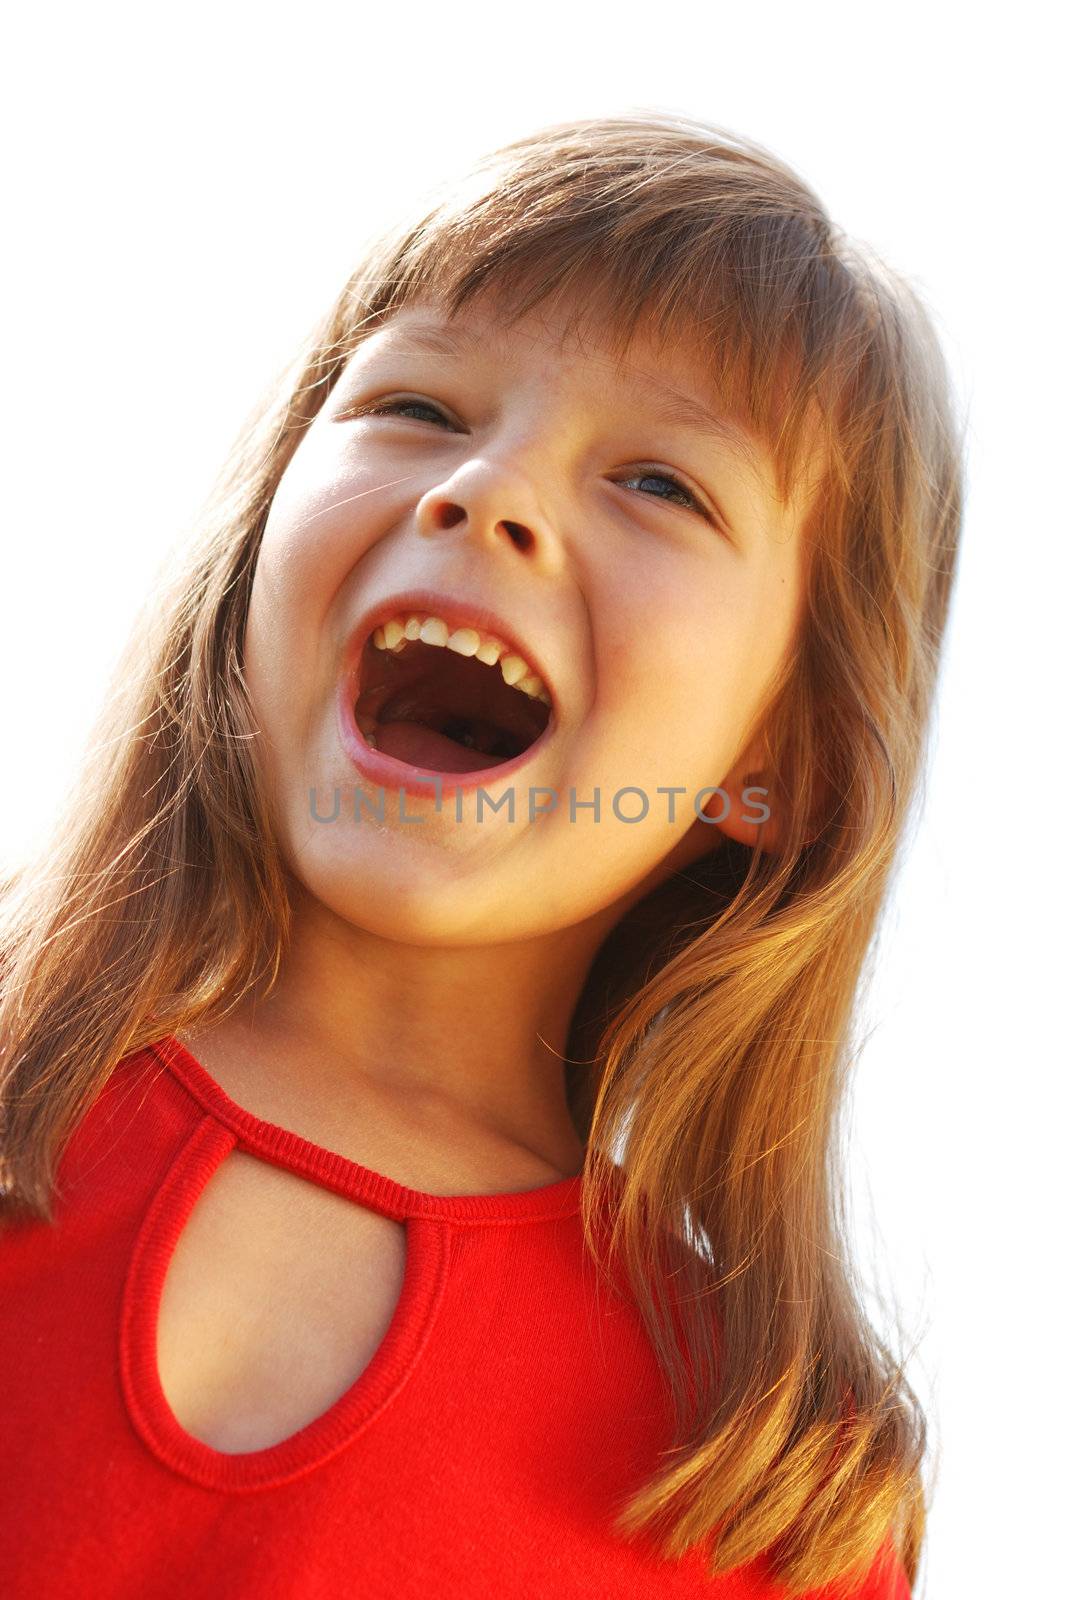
[156, 1151, 408, 1453]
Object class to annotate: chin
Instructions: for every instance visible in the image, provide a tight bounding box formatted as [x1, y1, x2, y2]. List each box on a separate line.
[286, 835, 544, 948]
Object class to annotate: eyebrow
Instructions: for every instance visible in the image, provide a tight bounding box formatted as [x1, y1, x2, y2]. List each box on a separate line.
[371, 319, 762, 472]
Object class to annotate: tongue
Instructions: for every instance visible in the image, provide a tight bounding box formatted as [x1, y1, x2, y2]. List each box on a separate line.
[375, 720, 515, 773]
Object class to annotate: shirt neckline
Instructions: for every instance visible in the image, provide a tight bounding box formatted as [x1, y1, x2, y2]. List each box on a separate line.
[148, 1034, 586, 1225]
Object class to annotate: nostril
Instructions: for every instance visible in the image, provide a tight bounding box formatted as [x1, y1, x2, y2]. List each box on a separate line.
[501, 521, 534, 553]
[434, 503, 466, 530]
[428, 502, 535, 550]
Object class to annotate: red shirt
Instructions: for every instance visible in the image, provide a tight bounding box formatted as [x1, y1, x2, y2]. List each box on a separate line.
[0, 1037, 910, 1597]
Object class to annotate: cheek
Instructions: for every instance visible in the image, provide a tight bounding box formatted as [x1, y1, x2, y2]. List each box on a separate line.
[594, 569, 770, 755]
[244, 449, 386, 713]
[583, 549, 802, 814]
[259, 427, 389, 603]
[239, 580, 304, 792]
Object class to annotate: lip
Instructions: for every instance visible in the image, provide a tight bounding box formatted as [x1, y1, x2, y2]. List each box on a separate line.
[336, 587, 561, 798]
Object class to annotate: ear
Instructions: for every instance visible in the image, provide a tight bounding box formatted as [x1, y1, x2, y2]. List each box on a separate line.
[700, 739, 784, 853]
[701, 739, 829, 853]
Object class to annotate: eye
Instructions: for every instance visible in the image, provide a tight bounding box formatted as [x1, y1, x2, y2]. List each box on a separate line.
[615, 466, 709, 518]
[351, 396, 455, 427]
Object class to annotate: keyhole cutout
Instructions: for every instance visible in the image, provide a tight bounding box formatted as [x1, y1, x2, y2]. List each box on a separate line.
[156, 1150, 407, 1454]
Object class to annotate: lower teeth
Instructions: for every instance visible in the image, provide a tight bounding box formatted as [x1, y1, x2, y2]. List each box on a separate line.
[354, 711, 511, 758]
[441, 716, 496, 753]
[354, 709, 379, 749]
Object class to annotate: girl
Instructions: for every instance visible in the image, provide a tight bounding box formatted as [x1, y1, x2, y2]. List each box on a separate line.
[0, 112, 962, 1597]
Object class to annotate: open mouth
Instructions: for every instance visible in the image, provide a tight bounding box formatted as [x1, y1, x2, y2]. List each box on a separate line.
[352, 629, 553, 775]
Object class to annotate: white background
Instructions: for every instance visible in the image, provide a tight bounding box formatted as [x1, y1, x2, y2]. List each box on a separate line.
[2, 4, 1066, 1593]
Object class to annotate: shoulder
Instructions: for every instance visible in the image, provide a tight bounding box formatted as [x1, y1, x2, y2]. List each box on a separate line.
[46, 1043, 198, 1220]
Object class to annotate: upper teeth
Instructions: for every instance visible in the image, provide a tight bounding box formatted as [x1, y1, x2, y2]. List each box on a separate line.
[370, 613, 551, 706]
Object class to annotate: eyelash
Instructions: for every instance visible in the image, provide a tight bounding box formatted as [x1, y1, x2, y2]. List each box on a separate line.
[353, 397, 711, 520]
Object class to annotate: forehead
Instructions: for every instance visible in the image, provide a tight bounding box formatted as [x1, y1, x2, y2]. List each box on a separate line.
[358, 296, 710, 393]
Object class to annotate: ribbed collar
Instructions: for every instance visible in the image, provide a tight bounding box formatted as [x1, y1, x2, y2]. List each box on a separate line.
[148, 1034, 588, 1225]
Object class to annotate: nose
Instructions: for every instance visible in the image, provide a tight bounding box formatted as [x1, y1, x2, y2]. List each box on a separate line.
[413, 456, 565, 575]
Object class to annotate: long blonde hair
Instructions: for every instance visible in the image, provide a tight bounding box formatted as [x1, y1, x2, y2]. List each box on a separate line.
[0, 112, 962, 1593]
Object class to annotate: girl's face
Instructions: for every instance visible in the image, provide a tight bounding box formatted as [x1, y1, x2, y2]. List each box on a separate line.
[244, 294, 811, 944]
